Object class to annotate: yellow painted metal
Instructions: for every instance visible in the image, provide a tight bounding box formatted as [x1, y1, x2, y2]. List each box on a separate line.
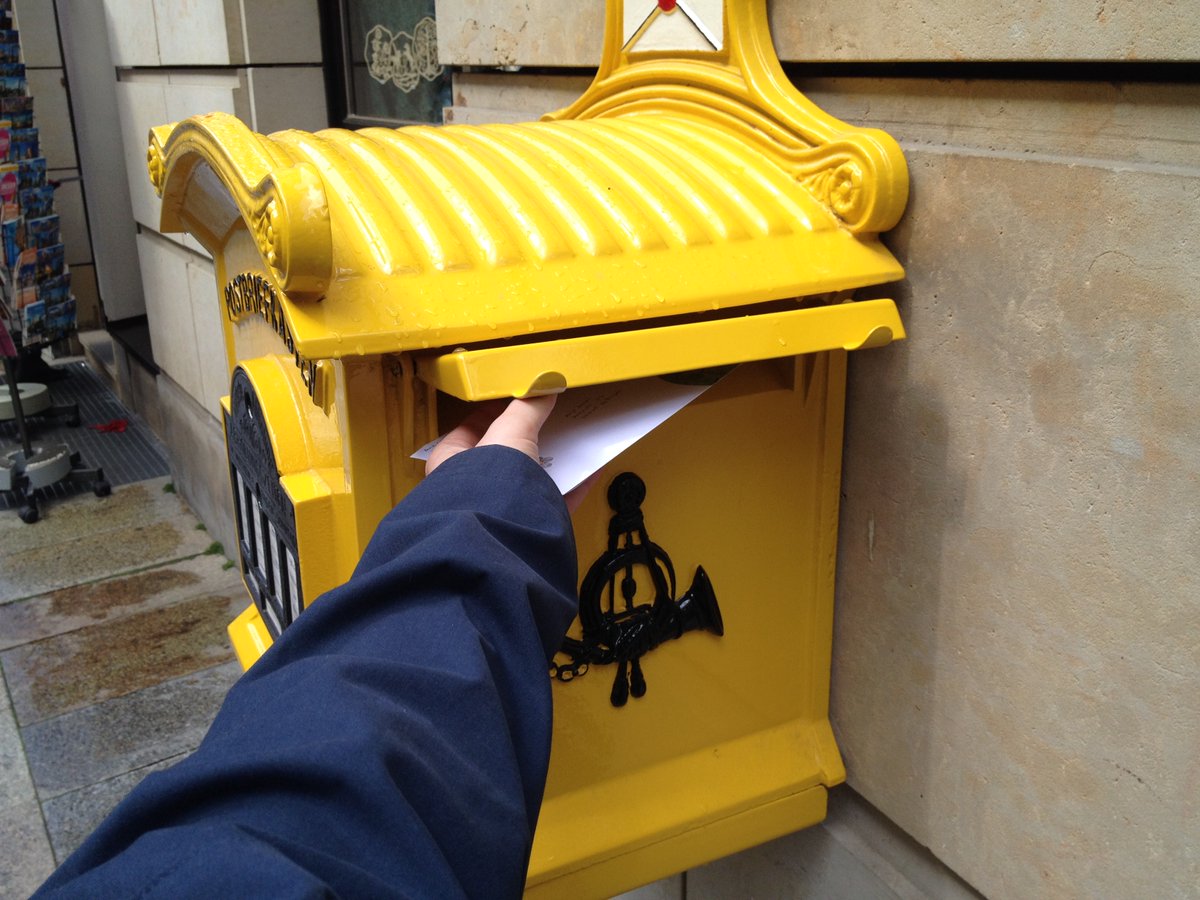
[228, 603, 271, 670]
[530, 786, 830, 898]
[526, 356, 850, 895]
[419, 298, 905, 400]
[220, 356, 367, 646]
[149, 0, 909, 894]
[147, 0, 905, 364]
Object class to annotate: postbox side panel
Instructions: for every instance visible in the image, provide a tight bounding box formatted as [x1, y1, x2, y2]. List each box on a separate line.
[214, 225, 394, 629]
[528, 354, 848, 893]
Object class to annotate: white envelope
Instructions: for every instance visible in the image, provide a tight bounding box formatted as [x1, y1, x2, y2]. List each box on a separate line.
[413, 370, 729, 494]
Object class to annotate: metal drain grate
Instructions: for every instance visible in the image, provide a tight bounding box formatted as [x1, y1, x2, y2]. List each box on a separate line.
[0, 361, 170, 510]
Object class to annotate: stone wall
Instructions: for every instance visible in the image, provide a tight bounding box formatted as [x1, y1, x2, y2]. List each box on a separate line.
[97, 0, 327, 555]
[435, 0, 1197, 65]
[820, 78, 1198, 900]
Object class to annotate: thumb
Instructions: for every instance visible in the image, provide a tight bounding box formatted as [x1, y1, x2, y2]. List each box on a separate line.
[476, 395, 556, 463]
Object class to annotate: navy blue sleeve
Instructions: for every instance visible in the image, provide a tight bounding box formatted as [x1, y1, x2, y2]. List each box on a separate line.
[34, 445, 579, 900]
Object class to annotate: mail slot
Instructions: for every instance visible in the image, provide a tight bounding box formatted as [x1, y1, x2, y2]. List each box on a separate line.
[149, 1, 908, 895]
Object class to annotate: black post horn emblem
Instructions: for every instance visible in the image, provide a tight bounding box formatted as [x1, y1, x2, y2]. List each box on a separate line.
[554, 472, 724, 706]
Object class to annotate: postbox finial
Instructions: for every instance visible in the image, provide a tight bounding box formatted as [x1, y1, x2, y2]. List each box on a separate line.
[550, 0, 908, 235]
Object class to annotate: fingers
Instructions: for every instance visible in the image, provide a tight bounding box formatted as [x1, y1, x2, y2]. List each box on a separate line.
[424, 400, 505, 475]
[424, 395, 557, 475]
[477, 394, 556, 463]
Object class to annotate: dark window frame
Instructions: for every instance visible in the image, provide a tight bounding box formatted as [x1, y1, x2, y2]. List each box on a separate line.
[318, 0, 449, 129]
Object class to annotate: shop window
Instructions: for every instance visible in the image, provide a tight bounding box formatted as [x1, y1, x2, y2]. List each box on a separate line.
[320, 0, 452, 127]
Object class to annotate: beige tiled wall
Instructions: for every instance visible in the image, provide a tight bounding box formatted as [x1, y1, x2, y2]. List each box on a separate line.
[104, 0, 323, 67]
[113, 78, 171, 233]
[240, 1, 324, 65]
[103, 0, 160, 68]
[150, 0, 231, 65]
[24, 69, 73, 169]
[11, 0, 59, 67]
[444, 71, 590, 124]
[434, 0, 1200, 66]
[244, 66, 332, 135]
[69, 264, 100, 324]
[132, 229, 223, 419]
[830, 134, 1200, 900]
[186, 258, 227, 418]
[50, 179, 89, 268]
[104, 0, 326, 414]
[136, 230, 205, 403]
[766, 0, 1200, 61]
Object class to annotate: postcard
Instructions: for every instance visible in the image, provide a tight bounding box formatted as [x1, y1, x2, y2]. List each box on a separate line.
[1, 213, 20, 265]
[20, 184, 52, 218]
[36, 243, 63, 280]
[8, 126, 36, 160]
[26, 213, 58, 248]
[18, 156, 44, 189]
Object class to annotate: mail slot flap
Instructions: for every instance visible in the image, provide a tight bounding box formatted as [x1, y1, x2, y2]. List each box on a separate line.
[418, 298, 905, 400]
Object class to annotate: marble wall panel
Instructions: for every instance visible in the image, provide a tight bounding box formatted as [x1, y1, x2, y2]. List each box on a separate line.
[434, 0, 1200, 67]
[833, 148, 1200, 900]
[136, 229, 204, 403]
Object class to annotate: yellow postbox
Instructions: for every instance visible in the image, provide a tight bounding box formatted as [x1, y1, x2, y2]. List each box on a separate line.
[149, 1, 908, 895]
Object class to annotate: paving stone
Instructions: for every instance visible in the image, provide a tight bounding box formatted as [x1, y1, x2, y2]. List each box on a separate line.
[22, 661, 241, 798]
[0, 476, 189, 556]
[0, 554, 244, 652]
[687, 823, 899, 900]
[2, 593, 244, 726]
[0, 514, 219, 604]
[615, 874, 683, 899]
[0, 797, 55, 899]
[42, 753, 187, 864]
[0, 703, 35, 808]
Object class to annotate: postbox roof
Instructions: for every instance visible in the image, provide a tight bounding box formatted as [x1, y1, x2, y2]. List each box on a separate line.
[149, 2, 908, 362]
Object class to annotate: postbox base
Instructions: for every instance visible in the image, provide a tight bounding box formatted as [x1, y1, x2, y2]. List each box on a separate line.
[228, 603, 272, 670]
[527, 784, 829, 899]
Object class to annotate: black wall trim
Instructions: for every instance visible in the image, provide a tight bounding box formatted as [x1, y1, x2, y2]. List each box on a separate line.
[317, 0, 347, 127]
[107, 316, 159, 375]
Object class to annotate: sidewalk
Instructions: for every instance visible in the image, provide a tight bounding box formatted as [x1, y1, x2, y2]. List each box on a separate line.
[0, 476, 245, 897]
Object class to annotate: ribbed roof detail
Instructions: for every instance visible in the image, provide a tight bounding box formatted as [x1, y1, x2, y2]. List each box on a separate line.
[150, 1, 908, 359]
[269, 116, 819, 278]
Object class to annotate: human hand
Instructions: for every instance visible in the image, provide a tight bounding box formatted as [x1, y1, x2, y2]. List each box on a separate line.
[425, 395, 556, 476]
[425, 395, 595, 513]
